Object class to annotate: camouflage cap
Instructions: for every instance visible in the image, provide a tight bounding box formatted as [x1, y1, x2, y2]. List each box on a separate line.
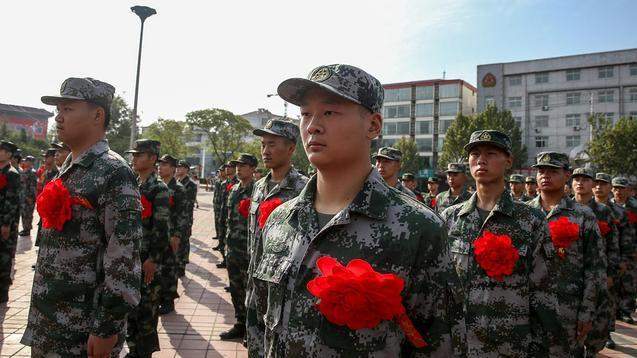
[253, 119, 300, 143]
[277, 64, 384, 113]
[158, 154, 178, 167]
[525, 176, 537, 184]
[51, 142, 70, 151]
[445, 163, 467, 173]
[177, 160, 191, 169]
[464, 130, 512, 154]
[23, 155, 35, 162]
[401, 172, 416, 181]
[508, 174, 525, 183]
[427, 176, 439, 183]
[41, 77, 115, 117]
[125, 139, 161, 155]
[532, 151, 570, 170]
[372, 147, 402, 161]
[572, 167, 594, 179]
[0, 140, 18, 154]
[595, 172, 612, 183]
[43, 148, 57, 157]
[230, 153, 258, 167]
[612, 176, 630, 188]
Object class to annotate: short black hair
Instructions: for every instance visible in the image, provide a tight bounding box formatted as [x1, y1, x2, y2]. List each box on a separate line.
[86, 102, 110, 128]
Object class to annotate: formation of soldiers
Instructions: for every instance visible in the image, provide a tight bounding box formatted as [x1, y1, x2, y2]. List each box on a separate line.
[0, 65, 637, 357]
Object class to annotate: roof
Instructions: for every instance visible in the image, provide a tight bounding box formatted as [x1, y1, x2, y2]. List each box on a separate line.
[382, 79, 477, 92]
[0, 103, 53, 120]
[478, 47, 637, 67]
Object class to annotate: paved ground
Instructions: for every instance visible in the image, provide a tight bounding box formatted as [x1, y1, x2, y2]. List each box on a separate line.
[1, 188, 636, 357]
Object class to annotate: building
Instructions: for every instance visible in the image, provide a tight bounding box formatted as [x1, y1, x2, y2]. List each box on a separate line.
[380, 79, 477, 172]
[241, 108, 289, 129]
[0, 103, 53, 141]
[477, 48, 637, 165]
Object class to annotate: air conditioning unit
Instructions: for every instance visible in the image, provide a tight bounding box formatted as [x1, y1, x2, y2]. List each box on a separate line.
[534, 128, 541, 133]
[542, 105, 550, 111]
[573, 126, 581, 131]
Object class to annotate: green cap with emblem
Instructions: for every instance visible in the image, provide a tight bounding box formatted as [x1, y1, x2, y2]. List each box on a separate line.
[372, 147, 402, 161]
[253, 119, 300, 143]
[532, 151, 570, 170]
[23, 155, 35, 162]
[427, 176, 439, 183]
[509, 174, 525, 183]
[572, 167, 594, 179]
[277, 64, 384, 114]
[445, 163, 466, 173]
[612, 176, 630, 188]
[229, 153, 258, 167]
[41, 77, 115, 121]
[0, 140, 18, 154]
[177, 160, 191, 169]
[401, 172, 416, 181]
[464, 130, 512, 154]
[158, 154, 178, 167]
[525, 176, 536, 184]
[125, 139, 161, 155]
[43, 148, 57, 157]
[595, 172, 612, 183]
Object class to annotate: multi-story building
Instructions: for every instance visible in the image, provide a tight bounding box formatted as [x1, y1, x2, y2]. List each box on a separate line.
[242, 108, 289, 129]
[380, 79, 477, 170]
[477, 48, 637, 165]
[0, 103, 53, 141]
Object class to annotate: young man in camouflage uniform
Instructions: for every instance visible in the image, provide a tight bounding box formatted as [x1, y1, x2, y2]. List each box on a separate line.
[216, 163, 238, 268]
[18, 155, 37, 237]
[212, 165, 228, 245]
[373, 147, 416, 198]
[253, 64, 457, 357]
[34, 148, 60, 247]
[440, 130, 561, 357]
[175, 160, 197, 277]
[525, 176, 538, 198]
[245, 119, 308, 356]
[22, 77, 142, 357]
[402, 173, 425, 202]
[422, 177, 439, 209]
[436, 163, 471, 213]
[157, 154, 189, 315]
[572, 167, 619, 355]
[508, 173, 530, 202]
[220, 153, 258, 341]
[594, 173, 636, 348]
[52, 141, 71, 169]
[0, 140, 21, 303]
[125, 139, 171, 357]
[527, 152, 607, 356]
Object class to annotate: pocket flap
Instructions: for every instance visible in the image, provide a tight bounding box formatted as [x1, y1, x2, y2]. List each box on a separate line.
[254, 253, 292, 284]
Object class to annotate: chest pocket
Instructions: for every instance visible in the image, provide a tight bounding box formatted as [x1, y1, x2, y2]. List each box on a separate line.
[254, 253, 292, 330]
[249, 200, 260, 234]
[450, 238, 471, 278]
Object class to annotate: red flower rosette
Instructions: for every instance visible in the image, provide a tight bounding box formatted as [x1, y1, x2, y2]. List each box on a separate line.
[169, 195, 175, 207]
[549, 216, 580, 259]
[0, 173, 7, 190]
[141, 195, 152, 219]
[238, 198, 250, 218]
[598, 220, 611, 237]
[627, 211, 637, 224]
[473, 231, 520, 281]
[37, 179, 72, 231]
[430, 197, 437, 208]
[258, 197, 283, 229]
[226, 183, 234, 192]
[307, 256, 427, 348]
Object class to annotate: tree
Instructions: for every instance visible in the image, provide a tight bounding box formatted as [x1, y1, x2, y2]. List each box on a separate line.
[291, 139, 310, 173]
[439, 105, 527, 169]
[587, 115, 637, 175]
[106, 95, 133, 155]
[185, 108, 253, 165]
[142, 118, 190, 158]
[394, 137, 420, 174]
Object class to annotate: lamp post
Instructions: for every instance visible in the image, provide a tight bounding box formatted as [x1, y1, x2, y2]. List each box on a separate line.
[129, 5, 157, 148]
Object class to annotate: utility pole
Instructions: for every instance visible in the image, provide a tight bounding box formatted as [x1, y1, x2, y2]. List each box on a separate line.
[589, 91, 595, 142]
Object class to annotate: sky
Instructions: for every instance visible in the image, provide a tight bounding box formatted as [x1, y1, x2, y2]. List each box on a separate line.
[1, 0, 636, 128]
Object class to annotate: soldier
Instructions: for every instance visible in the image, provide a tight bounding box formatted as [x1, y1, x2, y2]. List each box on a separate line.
[52, 141, 71, 169]
[212, 165, 228, 245]
[252, 64, 457, 356]
[402, 173, 425, 202]
[525, 176, 538, 198]
[215, 163, 238, 268]
[245, 119, 308, 355]
[594, 173, 635, 348]
[36, 148, 58, 196]
[422, 176, 439, 209]
[220, 153, 257, 341]
[527, 152, 607, 356]
[508, 173, 530, 201]
[22, 77, 142, 357]
[10, 148, 22, 169]
[572, 168, 619, 355]
[610, 176, 637, 325]
[440, 130, 561, 357]
[175, 160, 197, 277]
[0, 140, 21, 303]
[157, 154, 189, 315]
[373, 147, 416, 198]
[124, 139, 171, 357]
[18, 155, 37, 237]
[436, 163, 471, 212]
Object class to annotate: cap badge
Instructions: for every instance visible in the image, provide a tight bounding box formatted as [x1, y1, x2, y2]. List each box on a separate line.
[310, 66, 332, 82]
[479, 132, 491, 141]
[265, 120, 273, 129]
[540, 154, 551, 163]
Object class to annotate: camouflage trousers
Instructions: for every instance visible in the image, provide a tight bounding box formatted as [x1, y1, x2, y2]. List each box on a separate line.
[213, 207, 222, 239]
[618, 262, 637, 314]
[160, 246, 179, 304]
[126, 275, 161, 357]
[0, 223, 18, 294]
[29, 337, 124, 357]
[177, 228, 191, 276]
[226, 244, 249, 325]
[246, 305, 265, 357]
[585, 280, 614, 354]
[20, 200, 35, 232]
[217, 221, 227, 258]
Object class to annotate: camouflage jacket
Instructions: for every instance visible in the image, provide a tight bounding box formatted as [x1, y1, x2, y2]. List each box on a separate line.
[219, 176, 239, 226]
[422, 193, 437, 210]
[436, 187, 471, 213]
[225, 179, 254, 251]
[510, 192, 531, 202]
[253, 169, 457, 357]
[166, 177, 189, 239]
[37, 166, 59, 196]
[212, 178, 224, 213]
[603, 199, 635, 261]
[527, 195, 607, 350]
[178, 175, 197, 218]
[0, 163, 21, 227]
[440, 192, 560, 357]
[611, 198, 637, 250]
[392, 181, 416, 199]
[582, 198, 621, 278]
[22, 140, 142, 355]
[20, 168, 37, 201]
[139, 172, 171, 264]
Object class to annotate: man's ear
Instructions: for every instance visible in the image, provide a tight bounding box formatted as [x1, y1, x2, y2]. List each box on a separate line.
[367, 113, 382, 140]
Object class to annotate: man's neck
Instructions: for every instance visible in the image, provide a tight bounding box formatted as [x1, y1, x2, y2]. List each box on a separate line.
[540, 189, 565, 212]
[176, 174, 187, 181]
[476, 180, 505, 211]
[160, 174, 172, 184]
[138, 169, 154, 183]
[239, 177, 253, 187]
[512, 190, 524, 198]
[0, 160, 8, 169]
[527, 190, 537, 197]
[314, 160, 371, 215]
[575, 192, 594, 205]
[385, 176, 398, 188]
[70, 135, 103, 160]
[271, 163, 292, 182]
[450, 185, 463, 196]
[595, 194, 610, 204]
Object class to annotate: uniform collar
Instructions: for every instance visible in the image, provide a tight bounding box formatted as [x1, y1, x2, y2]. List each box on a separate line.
[528, 194, 574, 218]
[263, 167, 301, 197]
[458, 190, 516, 218]
[59, 139, 109, 176]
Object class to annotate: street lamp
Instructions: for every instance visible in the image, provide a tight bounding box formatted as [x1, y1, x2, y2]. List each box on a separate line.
[266, 93, 288, 118]
[129, 5, 157, 149]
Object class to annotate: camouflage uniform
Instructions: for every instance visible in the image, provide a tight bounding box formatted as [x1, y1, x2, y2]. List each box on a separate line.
[177, 161, 197, 276]
[19, 161, 37, 234]
[436, 163, 471, 213]
[213, 167, 226, 241]
[0, 141, 21, 300]
[218, 173, 239, 259]
[35, 159, 59, 247]
[372, 147, 417, 199]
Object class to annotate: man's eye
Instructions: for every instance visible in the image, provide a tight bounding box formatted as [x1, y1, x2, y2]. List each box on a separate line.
[324, 111, 333, 116]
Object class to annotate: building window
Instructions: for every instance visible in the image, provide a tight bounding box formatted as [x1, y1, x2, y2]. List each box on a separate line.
[439, 101, 459, 116]
[508, 76, 522, 86]
[416, 120, 432, 134]
[439, 119, 454, 134]
[631, 64, 637, 76]
[565, 114, 581, 127]
[484, 96, 495, 106]
[535, 72, 549, 84]
[628, 88, 637, 102]
[439, 84, 460, 98]
[629, 111, 637, 120]
[603, 112, 614, 121]
[385, 88, 411, 102]
[535, 115, 549, 128]
[535, 136, 548, 148]
[437, 137, 445, 152]
[508, 97, 522, 108]
[383, 121, 410, 135]
[566, 92, 581, 105]
[383, 105, 411, 118]
[421, 156, 431, 168]
[598, 66, 614, 79]
[415, 103, 434, 117]
[513, 116, 522, 128]
[598, 90, 614, 103]
[415, 86, 434, 100]
[566, 135, 580, 147]
[535, 94, 549, 108]
[416, 138, 433, 152]
[382, 138, 397, 147]
[566, 69, 581, 81]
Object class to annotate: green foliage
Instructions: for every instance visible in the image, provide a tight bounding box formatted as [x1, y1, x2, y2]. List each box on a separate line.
[0, 122, 49, 158]
[439, 105, 527, 169]
[291, 139, 310, 173]
[106, 95, 133, 155]
[394, 137, 420, 174]
[142, 118, 190, 158]
[587, 115, 637, 175]
[238, 138, 262, 161]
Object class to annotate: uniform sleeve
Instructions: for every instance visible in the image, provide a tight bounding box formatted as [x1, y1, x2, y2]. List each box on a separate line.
[173, 186, 189, 238]
[618, 212, 635, 260]
[91, 166, 142, 338]
[1, 171, 21, 226]
[149, 186, 171, 263]
[607, 217, 622, 278]
[578, 214, 607, 325]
